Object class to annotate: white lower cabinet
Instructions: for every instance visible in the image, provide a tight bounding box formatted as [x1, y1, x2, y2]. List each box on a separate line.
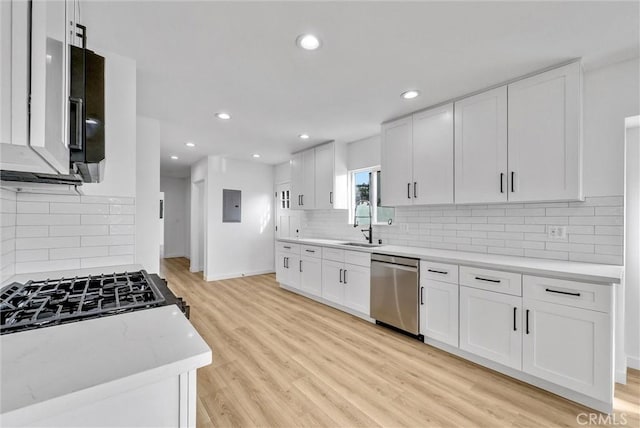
[420, 279, 459, 347]
[459, 286, 522, 370]
[321, 260, 344, 305]
[300, 256, 322, 297]
[276, 252, 300, 290]
[522, 297, 612, 402]
[343, 264, 370, 316]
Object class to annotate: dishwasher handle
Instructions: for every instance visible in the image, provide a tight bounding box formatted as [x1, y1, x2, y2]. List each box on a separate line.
[371, 261, 418, 273]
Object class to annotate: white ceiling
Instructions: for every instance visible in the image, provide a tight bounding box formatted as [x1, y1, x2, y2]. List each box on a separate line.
[82, 1, 640, 178]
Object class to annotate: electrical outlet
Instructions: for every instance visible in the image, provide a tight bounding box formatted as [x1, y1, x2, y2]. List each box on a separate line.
[547, 225, 567, 240]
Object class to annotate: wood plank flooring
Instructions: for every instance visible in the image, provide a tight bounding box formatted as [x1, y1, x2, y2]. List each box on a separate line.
[162, 257, 640, 428]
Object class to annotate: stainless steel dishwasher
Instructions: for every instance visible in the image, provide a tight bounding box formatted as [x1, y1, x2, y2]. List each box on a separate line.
[370, 253, 422, 338]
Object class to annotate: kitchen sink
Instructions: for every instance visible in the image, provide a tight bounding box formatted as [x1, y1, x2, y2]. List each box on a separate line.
[341, 242, 383, 248]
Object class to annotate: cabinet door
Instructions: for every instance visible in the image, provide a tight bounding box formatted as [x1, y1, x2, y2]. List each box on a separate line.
[381, 116, 413, 206]
[460, 286, 522, 370]
[523, 299, 612, 401]
[343, 263, 370, 316]
[508, 62, 582, 202]
[290, 152, 304, 209]
[30, 0, 70, 173]
[275, 252, 287, 284]
[314, 143, 334, 210]
[420, 279, 459, 347]
[412, 104, 454, 205]
[300, 256, 322, 297]
[301, 149, 316, 209]
[288, 255, 301, 290]
[321, 260, 344, 305]
[454, 86, 508, 204]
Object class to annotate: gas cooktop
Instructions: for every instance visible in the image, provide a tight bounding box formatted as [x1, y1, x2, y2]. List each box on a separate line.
[0, 270, 187, 335]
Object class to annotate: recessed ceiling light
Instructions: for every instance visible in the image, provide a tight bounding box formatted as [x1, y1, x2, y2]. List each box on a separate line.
[299, 134, 310, 140]
[170, 155, 179, 160]
[401, 90, 420, 100]
[185, 142, 195, 148]
[296, 34, 321, 51]
[252, 154, 261, 158]
[216, 112, 231, 120]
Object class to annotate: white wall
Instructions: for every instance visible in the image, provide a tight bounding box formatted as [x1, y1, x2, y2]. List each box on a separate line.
[584, 57, 640, 197]
[190, 158, 208, 275]
[204, 156, 274, 281]
[0, 188, 16, 282]
[135, 117, 160, 273]
[274, 161, 291, 184]
[347, 135, 381, 171]
[625, 119, 640, 369]
[82, 51, 137, 197]
[160, 176, 190, 258]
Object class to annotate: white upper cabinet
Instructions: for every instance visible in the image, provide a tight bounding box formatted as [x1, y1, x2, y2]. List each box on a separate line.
[412, 104, 454, 205]
[314, 142, 348, 210]
[381, 116, 413, 206]
[291, 149, 315, 209]
[508, 62, 582, 202]
[381, 106, 454, 207]
[454, 86, 508, 204]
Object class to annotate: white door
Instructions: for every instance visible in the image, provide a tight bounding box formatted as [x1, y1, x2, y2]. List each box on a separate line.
[321, 260, 344, 305]
[314, 143, 334, 210]
[301, 149, 316, 209]
[454, 86, 508, 204]
[275, 252, 287, 284]
[460, 286, 522, 370]
[30, 0, 70, 173]
[412, 104, 454, 205]
[522, 299, 612, 401]
[300, 256, 322, 297]
[343, 264, 370, 316]
[275, 182, 292, 239]
[290, 152, 304, 209]
[287, 255, 301, 290]
[381, 116, 413, 207]
[420, 279, 459, 347]
[508, 62, 582, 202]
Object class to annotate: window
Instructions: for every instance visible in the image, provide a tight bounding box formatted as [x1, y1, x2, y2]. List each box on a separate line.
[280, 190, 290, 209]
[349, 167, 394, 225]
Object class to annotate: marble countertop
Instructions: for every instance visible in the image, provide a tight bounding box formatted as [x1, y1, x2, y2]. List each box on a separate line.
[278, 238, 624, 284]
[0, 305, 212, 426]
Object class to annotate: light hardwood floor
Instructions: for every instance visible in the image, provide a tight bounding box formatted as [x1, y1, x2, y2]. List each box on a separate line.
[162, 257, 639, 428]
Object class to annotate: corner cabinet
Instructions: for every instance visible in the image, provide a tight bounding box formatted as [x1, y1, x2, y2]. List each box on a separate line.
[381, 104, 454, 207]
[508, 62, 582, 201]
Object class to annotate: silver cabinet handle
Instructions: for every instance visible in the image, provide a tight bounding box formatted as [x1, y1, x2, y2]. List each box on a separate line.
[69, 97, 84, 150]
[500, 173, 504, 193]
[420, 287, 424, 305]
[407, 183, 411, 199]
[427, 269, 448, 275]
[339, 269, 343, 283]
[305, 249, 315, 253]
[413, 182, 417, 198]
[511, 171, 515, 193]
[343, 269, 347, 284]
[299, 260, 302, 272]
[329, 191, 333, 204]
[283, 246, 291, 249]
[475, 276, 501, 283]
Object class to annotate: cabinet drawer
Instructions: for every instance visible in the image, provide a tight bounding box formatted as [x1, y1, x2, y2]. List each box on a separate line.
[301, 245, 322, 258]
[344, 250, 370, 267]
[523, 276, 612, 313]
[421, 261, 458, 284]
[322, 247, 345, 262]
[460, 266, 522, 296]
[277, 242, 300, 254]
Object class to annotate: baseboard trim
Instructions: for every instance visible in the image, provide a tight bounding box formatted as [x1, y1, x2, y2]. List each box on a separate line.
[205, 269, 275, 282]
[163, 253, 187, 259]
[627, 355, 640, 370]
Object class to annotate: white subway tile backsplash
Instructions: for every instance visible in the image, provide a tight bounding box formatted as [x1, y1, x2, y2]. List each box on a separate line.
[16, 236, 80, 250]
[81, 196, 134, 205]
[80, 255, 134, 269]
[1, 198, 17, 213]
[50, 202, 109, 214]
[15, 249, 49, 263]
[18, 214, 80, 226]
[17, 201, 50, 214]
[81, 214, 110, 225]
[109, 245, 134, 256]
[108, 215, 134, 225]
[16, 225, 49, 238]
[49, 225, 109, 237]
[50, 246, 109, 260]
[15, 259, 81, 274]
[82, 234, 135, 247]
[110, 204, 136, 215]
[1, 226, 16, 241]
[1, 213, 16, 227]
[2, 238, 15, 256]
[301, 196, 623, 265]
[16, 193, 80, 203]
[110, 225, 135, 235]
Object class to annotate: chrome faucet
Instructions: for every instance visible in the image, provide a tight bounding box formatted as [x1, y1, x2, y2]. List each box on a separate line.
[353, 201, 373, 244]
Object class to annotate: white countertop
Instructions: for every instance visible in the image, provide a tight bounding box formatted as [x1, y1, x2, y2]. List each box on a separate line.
[1, 264, 146, 287]
[0, 305, 212, 426]
[279, 238, 624, 284]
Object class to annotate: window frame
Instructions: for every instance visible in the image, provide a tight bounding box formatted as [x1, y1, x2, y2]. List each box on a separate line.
[348, 165, 388, 226]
